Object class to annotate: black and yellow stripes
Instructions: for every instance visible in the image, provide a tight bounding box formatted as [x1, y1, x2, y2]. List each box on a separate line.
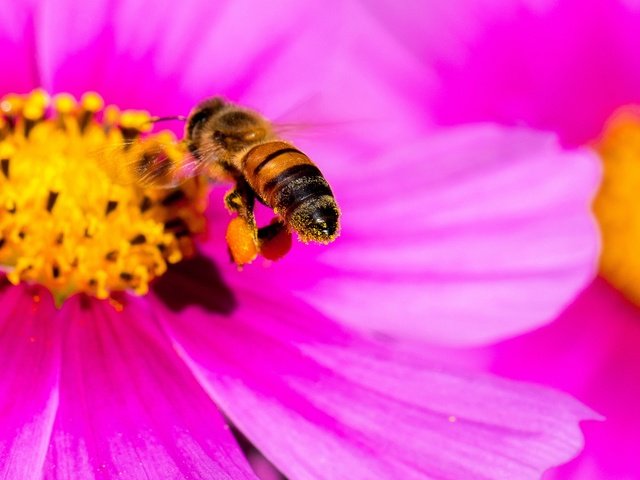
[241, 141, 339, 242]
[183, 96, 341, 248]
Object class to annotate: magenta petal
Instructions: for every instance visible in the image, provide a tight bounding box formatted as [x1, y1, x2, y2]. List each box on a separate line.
[247, 452, 283, 480]
[34, 0, 298, 110]
[235, 0, 428, 146]
[35, 0, 194, 113]
[34, 0, 423, 147]
[34, 1, 326, 112]
[0, 2, 39, 92]
[0, 284, 59, 480]
[267, 125, 599, 345]
[487, 278, 640, 479]
[156, 289, 595, 480]
[43, 295, 256, 479]
[364, 0, 640, 146]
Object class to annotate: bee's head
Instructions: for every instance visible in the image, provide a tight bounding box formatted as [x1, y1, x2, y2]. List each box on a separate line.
[186, 98, 270, 157]
[185, 97, 225, 144]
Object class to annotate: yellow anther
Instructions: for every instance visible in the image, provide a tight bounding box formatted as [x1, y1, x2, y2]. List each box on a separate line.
[0, 89, 207, 304]
[0, 142, 15, 158]
[103, 105, 120, 125]
[168, 249, 183, 264]
[120, 110, 152, 132]
[81, 92, 104, 112]
[54, 93, 77, 114]
[28, 89, 49, 108]
[95, 270, 109, 299]
[119, 111, 138, 128]
[132, 265, 149, 295]
[1, 94, 24, 116]
[23, 89, 50, 120]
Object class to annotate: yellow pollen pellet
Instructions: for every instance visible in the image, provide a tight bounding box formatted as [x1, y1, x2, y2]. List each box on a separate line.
[0, 89, 208, 305]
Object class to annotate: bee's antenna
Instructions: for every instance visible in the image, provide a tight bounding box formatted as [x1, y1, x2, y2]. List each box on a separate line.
[148, 115, 188, 123]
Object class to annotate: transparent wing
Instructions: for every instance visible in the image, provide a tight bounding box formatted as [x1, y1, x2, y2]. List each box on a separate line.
[272, 120, 365, 140]
[92, 135, 205, 189]
[270, 94, 370, 142]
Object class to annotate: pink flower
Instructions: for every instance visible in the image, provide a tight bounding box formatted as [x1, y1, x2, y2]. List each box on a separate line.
[363, 0, 640, 147]
[359, 0, 640, 477]
[0, 1, 601, 478]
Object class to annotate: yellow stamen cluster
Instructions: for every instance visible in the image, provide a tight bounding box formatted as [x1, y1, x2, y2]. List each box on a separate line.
[0, 89, 207, 304]
[594, 108, 640, 304]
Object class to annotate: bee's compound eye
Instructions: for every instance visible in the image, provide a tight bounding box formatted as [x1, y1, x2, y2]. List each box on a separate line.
[187, 107, 214, 139]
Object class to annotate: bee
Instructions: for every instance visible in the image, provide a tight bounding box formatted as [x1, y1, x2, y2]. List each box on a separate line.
[105, 97, 341, 265]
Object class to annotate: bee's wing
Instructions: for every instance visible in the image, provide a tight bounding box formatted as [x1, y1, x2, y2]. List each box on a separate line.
[91, 140, 137, 186]
[92, 138, 205, 189]
[270, 93, 377, 142]
[272, 121, 345, 139]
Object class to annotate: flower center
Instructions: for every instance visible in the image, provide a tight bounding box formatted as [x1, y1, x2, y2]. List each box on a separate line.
[594, 108, 640, 304]
[0, 90, 207, 305]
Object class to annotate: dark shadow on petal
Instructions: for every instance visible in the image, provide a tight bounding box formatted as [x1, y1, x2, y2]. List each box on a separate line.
[152, 253, 236, 315]
[0, 276, 12, 293]
[229, 422, 289, 480]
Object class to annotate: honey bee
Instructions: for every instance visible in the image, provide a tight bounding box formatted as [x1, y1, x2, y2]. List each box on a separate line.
[104, 97, 341, 264]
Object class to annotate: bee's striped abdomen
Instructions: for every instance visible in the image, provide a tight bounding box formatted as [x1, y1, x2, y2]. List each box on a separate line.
[242, 141, 340, 242]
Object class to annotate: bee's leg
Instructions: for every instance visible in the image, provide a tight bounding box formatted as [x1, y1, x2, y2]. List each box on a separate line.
[257, 219, 286, 242]
[224, 179, 259, 266]
[224, 179, 257, 233]
[224, 181, 292, 264]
